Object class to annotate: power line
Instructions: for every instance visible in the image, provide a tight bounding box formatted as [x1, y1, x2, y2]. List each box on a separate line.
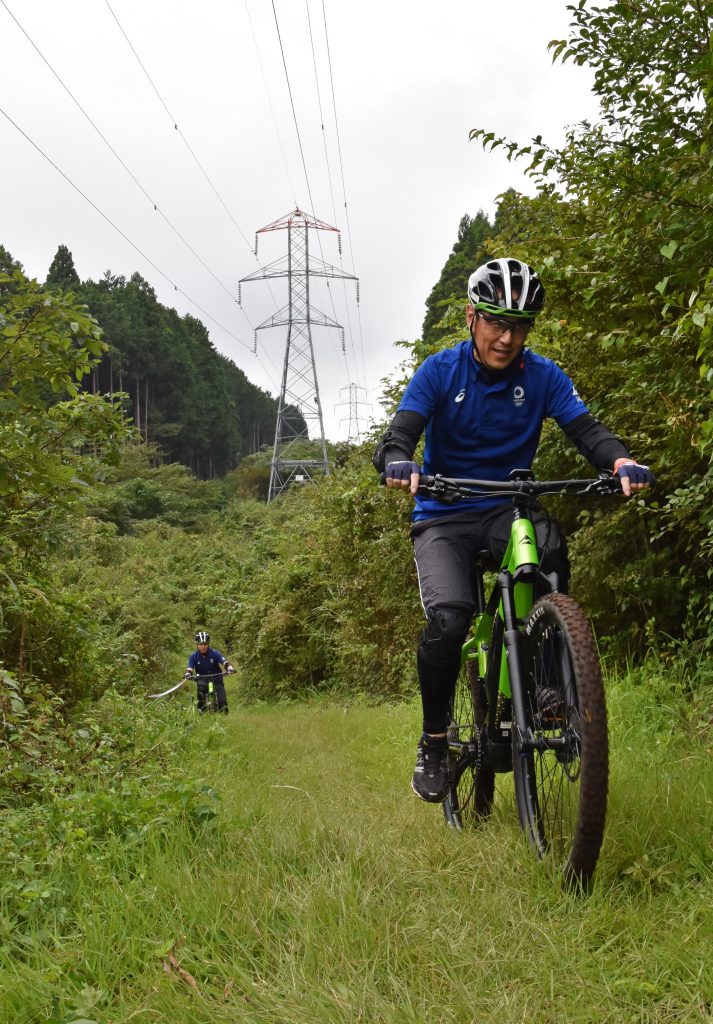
[304, 0, 358, 386]
[304, 0, 337, 225]
[102, 0, 362, 422]
[0, 0, 254, 326]
[0, 0, 278, 376]
[5, 1, 365, 412]
[271, 0, 315, 213]
[244, 0, 298, 207]
[103, 0, 256, 256]
[320, 0, 368, 387]
[0, 102, 287, 390]
[102, 0, 286, 341]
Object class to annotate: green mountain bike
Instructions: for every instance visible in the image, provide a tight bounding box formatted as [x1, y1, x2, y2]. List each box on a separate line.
[417, 470, 621, 887]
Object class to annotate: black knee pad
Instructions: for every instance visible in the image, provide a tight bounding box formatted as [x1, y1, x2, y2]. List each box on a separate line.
[419, 604, 472, 668]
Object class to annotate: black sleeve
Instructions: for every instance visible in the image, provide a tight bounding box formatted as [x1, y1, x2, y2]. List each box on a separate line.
[372, 410, 427, 473]
[561, 412, 631, 471]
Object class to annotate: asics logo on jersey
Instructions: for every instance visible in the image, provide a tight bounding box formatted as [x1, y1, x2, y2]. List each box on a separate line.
[455, 389, 466, 403]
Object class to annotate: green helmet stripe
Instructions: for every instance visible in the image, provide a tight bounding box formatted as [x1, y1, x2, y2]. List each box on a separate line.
[472, 301, 538, 321]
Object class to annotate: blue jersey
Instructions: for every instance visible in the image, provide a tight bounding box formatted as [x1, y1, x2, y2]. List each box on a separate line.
[398, 340, 588, 520]
[188, 647, 226, 678]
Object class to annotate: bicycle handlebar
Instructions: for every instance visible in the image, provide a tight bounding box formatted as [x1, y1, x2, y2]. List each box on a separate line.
[416, 472, 622, 503]
[148, 669, 234, 700]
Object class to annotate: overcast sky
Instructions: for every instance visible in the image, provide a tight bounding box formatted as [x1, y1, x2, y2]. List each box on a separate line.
[1, 0, 600, 441]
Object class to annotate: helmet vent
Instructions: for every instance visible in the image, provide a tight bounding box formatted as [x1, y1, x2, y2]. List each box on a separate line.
[467, 257, 545, 318]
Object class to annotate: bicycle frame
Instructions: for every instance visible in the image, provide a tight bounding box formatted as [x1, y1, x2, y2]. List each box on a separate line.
[466, 511, 538, 688]
[454, 503, 543, 775]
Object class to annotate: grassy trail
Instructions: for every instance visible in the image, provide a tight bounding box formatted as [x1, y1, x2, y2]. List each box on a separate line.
[3, 683, 712, 1024]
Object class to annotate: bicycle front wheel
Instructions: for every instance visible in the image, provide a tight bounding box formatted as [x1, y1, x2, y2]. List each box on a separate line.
[206, 684, 218, 713]
[514, 593, 608, 887]
[443, 660, 495, 829]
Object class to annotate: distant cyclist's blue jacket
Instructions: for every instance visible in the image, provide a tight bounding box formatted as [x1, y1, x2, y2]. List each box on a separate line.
[398, 340, 588, 520]
[188, 648, 226, 679]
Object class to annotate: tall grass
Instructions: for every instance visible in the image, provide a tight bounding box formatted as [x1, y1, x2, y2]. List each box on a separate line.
[1, 665, 711, 1024]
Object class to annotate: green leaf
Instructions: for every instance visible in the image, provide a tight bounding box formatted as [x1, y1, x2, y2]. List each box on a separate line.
[189, 803, 217, 823]
[660, 240, 679, 259]
[548, 39, 568, 62]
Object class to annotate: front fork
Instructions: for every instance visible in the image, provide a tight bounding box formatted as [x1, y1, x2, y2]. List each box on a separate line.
[481, 514, 539, 753]
[497, 570, 534, 745]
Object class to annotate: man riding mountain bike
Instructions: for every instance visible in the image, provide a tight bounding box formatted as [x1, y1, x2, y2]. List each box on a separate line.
[185, 630, 235, 713]
[373, 257, 653, 803]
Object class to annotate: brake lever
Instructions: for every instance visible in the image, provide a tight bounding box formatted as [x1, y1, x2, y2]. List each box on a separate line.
[586, 473, 622, 495]
[418, 477, 463, 503]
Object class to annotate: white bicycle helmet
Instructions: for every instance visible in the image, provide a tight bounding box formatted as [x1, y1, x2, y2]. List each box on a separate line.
[467, 258, 545, 320]
[195, 630, 210, 644]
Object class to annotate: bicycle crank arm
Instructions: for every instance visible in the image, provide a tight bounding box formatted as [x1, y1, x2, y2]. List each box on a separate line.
[447, 749, 480, 789]
[446, 740, 480, 757]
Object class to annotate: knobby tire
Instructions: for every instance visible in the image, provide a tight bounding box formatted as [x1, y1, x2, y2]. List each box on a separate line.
[514, 593, 608, 887]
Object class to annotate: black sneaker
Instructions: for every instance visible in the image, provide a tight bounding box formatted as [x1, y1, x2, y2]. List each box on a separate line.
[411, 735, 450, 803]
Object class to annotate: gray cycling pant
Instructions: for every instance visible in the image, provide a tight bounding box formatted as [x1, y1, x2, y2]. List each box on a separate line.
[411, 504, 569, 733]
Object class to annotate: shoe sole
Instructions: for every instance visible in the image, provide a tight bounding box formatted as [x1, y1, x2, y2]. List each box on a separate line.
[411, 779, 448, 804]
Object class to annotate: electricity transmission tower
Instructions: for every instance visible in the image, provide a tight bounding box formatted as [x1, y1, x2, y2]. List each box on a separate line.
[335, 382, 370, 443]
[239, 208, 359, 501]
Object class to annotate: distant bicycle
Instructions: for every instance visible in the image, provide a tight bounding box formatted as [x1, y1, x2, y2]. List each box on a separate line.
[192, 669, 233, 714]
[416, 470, 621, 887]
[149, 669, 233, 714]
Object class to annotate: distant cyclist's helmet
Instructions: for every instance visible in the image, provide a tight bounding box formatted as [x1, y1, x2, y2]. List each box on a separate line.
[467, 258, 545, 320]
[195, 631, 210, 644]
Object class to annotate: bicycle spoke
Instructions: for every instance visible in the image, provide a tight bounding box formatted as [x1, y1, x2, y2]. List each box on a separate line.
[443, 661, 494, 829]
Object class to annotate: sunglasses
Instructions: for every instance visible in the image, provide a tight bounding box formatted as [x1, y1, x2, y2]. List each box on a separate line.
[477, 312, 533, 337]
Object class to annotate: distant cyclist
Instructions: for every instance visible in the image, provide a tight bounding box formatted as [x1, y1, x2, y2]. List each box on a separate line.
[373, 257, 653, 803]
[184, 631, 235, 713]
